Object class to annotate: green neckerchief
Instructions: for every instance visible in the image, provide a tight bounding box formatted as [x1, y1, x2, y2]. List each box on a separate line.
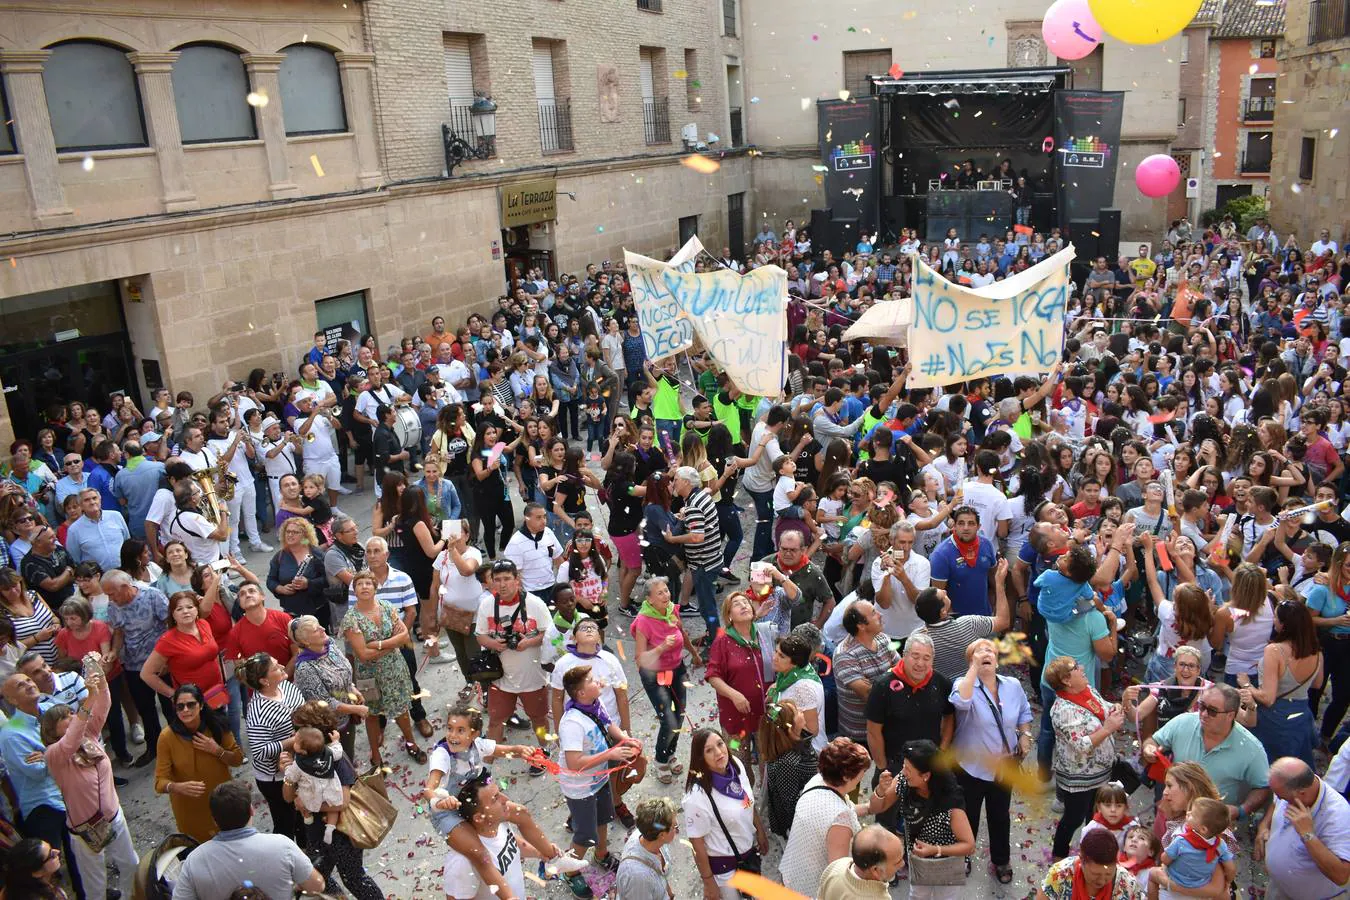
[769, 664, 821, 702]
[726, 622, 758, 649]
[553, 609, 580, 633]
[638, 599, 676, 625]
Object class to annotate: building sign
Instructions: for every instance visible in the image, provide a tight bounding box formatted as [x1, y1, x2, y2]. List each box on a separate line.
[500, 178, 557, 228]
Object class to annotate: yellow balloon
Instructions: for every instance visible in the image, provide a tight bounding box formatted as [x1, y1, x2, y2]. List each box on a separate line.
[1087, 0, 1203, 44]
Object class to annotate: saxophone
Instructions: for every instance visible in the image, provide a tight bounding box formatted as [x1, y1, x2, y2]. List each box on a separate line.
[191, 469, 225, 526]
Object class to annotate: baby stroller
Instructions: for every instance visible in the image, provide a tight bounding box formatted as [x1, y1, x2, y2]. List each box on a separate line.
[133, 833, 197, 900]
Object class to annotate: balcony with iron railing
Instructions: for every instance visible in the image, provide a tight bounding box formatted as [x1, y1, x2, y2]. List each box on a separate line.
[1309, 0, 1350, 42]
[729, 107, 743, 147]
[1240, 152, 1272, 175]
[643, 97, 670, 145]
[637, 0, 662, 11]
[1243, 96, 1276, 122]
[539, 99, 574, 153]
[447, 98, 494, 156]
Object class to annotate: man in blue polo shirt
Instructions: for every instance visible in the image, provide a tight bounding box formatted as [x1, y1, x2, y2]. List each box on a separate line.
[929, 506, 996, 617]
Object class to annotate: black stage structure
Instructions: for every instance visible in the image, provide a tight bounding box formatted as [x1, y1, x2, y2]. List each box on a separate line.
[812, 67, 1125, 259]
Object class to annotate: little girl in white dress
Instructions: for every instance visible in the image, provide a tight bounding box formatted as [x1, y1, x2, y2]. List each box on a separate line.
[284, 726, 350, 843]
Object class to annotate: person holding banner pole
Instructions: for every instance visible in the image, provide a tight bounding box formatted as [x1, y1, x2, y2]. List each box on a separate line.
[742, 406, 792, 563]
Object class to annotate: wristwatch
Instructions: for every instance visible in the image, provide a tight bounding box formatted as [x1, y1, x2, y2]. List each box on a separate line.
[1300, 831, 1315, 843]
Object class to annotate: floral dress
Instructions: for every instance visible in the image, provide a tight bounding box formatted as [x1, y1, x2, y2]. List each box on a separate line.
[1040, 857, 1140, 900]
[340, 599, 412, 718]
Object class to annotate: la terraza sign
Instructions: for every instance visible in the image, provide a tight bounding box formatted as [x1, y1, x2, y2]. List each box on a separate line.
[500, 179, 557, 228]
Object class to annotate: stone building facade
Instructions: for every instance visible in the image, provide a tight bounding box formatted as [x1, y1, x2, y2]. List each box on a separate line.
[738, 0, 1186, 242]
[1268, 0, 1349, 244]
[0, 0, 749, 444]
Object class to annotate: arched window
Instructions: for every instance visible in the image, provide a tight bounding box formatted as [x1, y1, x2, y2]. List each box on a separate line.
[278, 44, 346, 136]
[172, 43, 256, 144]
[43, 40, 146, 151]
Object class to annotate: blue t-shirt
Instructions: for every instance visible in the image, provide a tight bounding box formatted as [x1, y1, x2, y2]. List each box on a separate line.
[930, 536, 997, 617]
[1306, 584, 1350, 636]
[1033, 569, 1095, 624]
[1164, 833, 1233, 888]
[1042, 609, 1111, 690]
[1018, 542, 1057, 611]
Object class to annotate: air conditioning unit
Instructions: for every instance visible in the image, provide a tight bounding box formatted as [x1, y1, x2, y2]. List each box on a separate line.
[1185, 176, 1200, 199]
[681, 123, 699, 148]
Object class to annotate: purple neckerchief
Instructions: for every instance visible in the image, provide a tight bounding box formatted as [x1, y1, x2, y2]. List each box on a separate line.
[709, 764, 746, 801]
[294, 642, 329, 666]
[564, 697, 611, 728]
[565, 643, 600, 659]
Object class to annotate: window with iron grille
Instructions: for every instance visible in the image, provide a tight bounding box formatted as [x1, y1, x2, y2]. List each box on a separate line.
[533, 41, 573, 152]
[842, 50, 889, 99]
[723, 0, 738, 36]
[1309, 0, 1350, 43]
[637, 0, 662, 11]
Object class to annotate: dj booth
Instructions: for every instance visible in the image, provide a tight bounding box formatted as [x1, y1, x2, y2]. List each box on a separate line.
[924, 188, 1015, 242]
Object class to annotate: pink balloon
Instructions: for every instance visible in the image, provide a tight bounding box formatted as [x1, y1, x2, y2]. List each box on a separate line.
[1135, 154, 1182, 198]
[1042, 0, 1103, 61]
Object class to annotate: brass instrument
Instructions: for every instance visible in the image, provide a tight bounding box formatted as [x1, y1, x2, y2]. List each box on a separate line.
[190, 468, 224, 526]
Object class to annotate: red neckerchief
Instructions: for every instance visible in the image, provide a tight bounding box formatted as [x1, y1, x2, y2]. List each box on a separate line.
[1117, 852, 1154, 875]
[953, 534, 981, 568]
[1182, 826, 1219, 863]
[1093, 812, 1134, 831]
[890, 659, 932, 692]
[1070, 857, 1115, 900]
[1056, 688, 1107, 722]
[776, 554, 809, 574]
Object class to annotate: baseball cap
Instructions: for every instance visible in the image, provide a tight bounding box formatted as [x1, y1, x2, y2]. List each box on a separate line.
[260, 417, 280, 432]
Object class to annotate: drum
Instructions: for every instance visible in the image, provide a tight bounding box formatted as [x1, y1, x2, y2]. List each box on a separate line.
[393, 405, 422, 450]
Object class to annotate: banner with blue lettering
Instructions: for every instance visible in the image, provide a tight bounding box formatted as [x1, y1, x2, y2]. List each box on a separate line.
[903, 244, 1075, 389]
[625, 244, 788, 398]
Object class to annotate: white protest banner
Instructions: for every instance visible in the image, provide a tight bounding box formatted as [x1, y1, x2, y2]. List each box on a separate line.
[904, 243, 1076, 389]
[841, 295, 914, 347]
[628, 237, 705, 361]
[625, 246, 788, 397]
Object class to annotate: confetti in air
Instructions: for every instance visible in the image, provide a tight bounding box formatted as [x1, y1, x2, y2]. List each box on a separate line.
[681, 155, 721, 174]
[839, 89, 851, 101]
[310, 155, 325, 177]
[81, 156, 94, 172]
[246, 91, 269, 107]
[673, 69, 688, 79]
[801, 97, 812, 111]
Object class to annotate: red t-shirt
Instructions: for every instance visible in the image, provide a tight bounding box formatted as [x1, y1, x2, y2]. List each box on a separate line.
[55, 620, 120, 678]
[199, 601, 233, 650]
[153, 627, 223, 694]
[1307, 435, 1340, 481]
[705, 632, 766, 737]
[222, 608, 294, 666]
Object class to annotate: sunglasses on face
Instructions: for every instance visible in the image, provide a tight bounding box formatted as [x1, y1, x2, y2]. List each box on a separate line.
[175, 700, 200, 711]
[1197, 703, 1231, 717]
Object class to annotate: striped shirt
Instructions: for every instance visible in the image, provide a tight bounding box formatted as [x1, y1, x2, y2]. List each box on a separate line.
[346, 566, 418, 611]
[916, 615, 996, 681]
[682, 488, 723, 570]
[246, 680, 306, 781]
[9, 593, 60, 664]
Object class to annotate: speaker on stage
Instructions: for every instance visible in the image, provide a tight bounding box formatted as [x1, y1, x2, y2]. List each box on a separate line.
[1097, 208, 1122, 263]
[884, 196, 907, 232]
[1068, 220, 1098, 261]
[810, 208, 833, 239]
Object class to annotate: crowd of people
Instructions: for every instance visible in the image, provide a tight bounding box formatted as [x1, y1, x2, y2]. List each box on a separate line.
[1, 215, 1349, 900]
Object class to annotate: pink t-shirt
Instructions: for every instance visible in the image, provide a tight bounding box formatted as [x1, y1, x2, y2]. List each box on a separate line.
[631, 613, 684, 671]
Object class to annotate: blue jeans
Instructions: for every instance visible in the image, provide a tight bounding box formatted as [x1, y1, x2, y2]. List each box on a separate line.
[747, 488, 775, 561]
[226, 675, 243, 748]
[1037, 681, 1056, 776]
[691, 564, 721, 635]
[639, 663, 688, 764]
[717, 501, 743, 571]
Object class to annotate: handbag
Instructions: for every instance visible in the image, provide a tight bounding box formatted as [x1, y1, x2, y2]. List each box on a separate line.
[353, 677, 381, 704]
[71, 812, 116, 852]
[703, 779, 763, 889]
[439, 605, 476, 636]
[337, 769, 398, 850]
[899, 784, 967, 886]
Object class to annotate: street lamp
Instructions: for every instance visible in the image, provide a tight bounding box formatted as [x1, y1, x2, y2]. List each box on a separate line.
[443, 96, 498, 176]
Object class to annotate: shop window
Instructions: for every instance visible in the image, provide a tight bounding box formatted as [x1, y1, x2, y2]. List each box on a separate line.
[44, 41, 147, 151]
[173, 44, 257, 144]
[279, 44, 347, 136]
